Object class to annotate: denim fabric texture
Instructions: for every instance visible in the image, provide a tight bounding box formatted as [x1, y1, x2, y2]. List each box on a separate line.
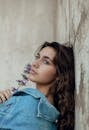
[0, 87, 60, 130]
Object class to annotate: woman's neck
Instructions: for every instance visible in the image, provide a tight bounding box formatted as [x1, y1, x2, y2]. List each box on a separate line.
[36, 84, 54, 105]
[36, 84, 49, 96]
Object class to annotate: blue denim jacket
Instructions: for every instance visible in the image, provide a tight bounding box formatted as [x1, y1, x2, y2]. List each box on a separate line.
[0, 87, 60, 130]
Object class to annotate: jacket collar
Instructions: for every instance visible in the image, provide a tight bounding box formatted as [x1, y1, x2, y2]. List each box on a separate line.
[37, 97, 60, 123]
[13, 87, 45, 98]
[13, 87, 60, 123]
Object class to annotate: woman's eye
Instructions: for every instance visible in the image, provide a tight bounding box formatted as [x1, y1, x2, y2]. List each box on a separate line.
[43, 60, 50, 64]
[34, 55, 50, 65]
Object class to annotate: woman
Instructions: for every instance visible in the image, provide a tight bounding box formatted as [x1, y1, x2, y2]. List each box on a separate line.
[0, 42, 75, 130]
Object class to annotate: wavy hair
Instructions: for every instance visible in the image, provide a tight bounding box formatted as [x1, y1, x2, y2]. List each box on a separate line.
[35, 41, 75, 130]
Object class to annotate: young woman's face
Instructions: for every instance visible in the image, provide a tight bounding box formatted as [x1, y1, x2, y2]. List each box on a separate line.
[29, 47, 57, 86]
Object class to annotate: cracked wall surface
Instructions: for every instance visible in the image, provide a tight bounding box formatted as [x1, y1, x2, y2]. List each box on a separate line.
[70, 0, 89, 130]
[56, 0, 89, 129]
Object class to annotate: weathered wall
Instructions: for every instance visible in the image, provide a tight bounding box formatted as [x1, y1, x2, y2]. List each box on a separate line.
[56, 0, 70, 43]
[0, 0, 57, 89]
[69, 0, 89, 130]
[57, 0, 89, 130]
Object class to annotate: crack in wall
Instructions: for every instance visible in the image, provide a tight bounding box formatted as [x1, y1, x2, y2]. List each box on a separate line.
[76, 63, 85, 114]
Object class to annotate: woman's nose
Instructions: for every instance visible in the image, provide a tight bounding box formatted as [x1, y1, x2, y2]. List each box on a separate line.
[32, 60, 39, 68]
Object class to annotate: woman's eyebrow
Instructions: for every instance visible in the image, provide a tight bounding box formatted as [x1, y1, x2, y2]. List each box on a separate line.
[43, 56, 53, 62]
[37, 52, 54, 62]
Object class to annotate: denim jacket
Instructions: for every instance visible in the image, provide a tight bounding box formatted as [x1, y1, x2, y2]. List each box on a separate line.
[0, 87, 60, 130]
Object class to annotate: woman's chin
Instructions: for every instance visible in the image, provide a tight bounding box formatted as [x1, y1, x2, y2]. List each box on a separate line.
[29, 75, 36, 82]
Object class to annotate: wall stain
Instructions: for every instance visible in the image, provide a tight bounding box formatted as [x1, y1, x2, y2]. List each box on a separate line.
[75, 63, 85, 114]
[74, 7, 88, 49]
[70, 1, 89, 52]
[69, 0, 89, 129]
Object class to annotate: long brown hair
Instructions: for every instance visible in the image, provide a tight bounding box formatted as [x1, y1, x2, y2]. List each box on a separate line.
[36, 41, 75, 130]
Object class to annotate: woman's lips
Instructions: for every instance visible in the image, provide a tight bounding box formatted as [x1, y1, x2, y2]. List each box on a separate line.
[30, 69, 38, 75]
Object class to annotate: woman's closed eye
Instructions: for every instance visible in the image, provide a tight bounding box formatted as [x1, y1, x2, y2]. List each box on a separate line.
[34, 55, 50, 65]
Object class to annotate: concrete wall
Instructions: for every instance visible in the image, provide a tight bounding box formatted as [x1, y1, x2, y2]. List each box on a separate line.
[0, 0, 89, 129]
[56, 0, 70, 43]
[0, 0, 57, 89]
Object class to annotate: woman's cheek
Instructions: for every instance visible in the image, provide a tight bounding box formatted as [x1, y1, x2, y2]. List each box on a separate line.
[38, 68, 56, 81]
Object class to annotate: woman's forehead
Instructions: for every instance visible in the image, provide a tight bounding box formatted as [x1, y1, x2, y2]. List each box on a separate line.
[39, 47, 57, 59]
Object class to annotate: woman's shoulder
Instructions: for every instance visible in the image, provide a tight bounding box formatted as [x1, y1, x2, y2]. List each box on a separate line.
[13, 87, 45, 99]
